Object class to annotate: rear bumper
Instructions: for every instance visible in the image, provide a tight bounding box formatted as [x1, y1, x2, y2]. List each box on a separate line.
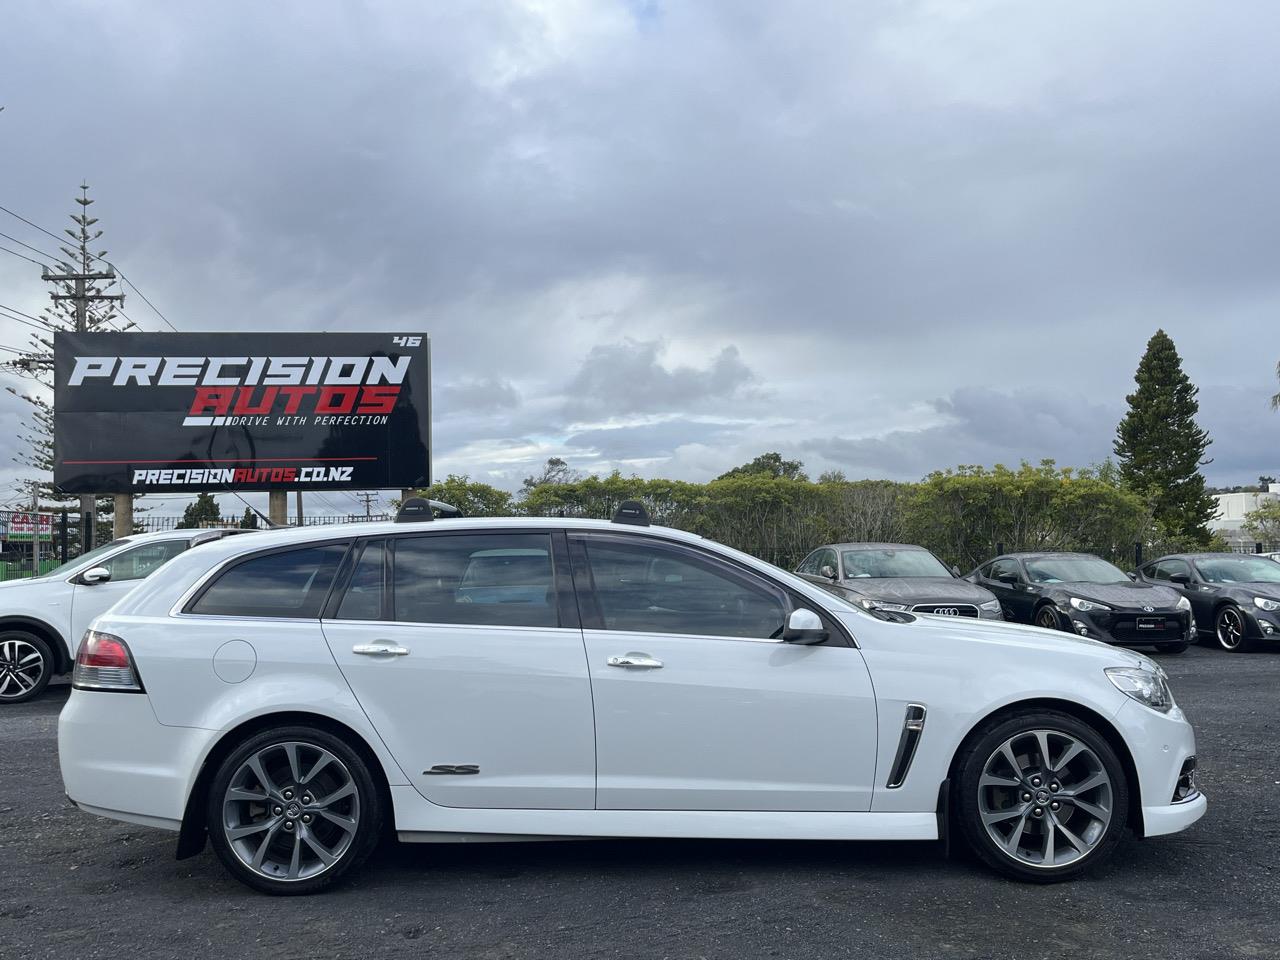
[59, 689, 215, 830]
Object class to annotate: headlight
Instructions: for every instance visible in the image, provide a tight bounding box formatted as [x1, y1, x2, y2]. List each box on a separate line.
[859, 598, 909, 612]
[1070, 597, 1111, 613]
[979, 599, 1001, 613]
[1254, 597, 1280, 612]
[1176, 596, 1192, 611]
[1105, 666, 1176, 714]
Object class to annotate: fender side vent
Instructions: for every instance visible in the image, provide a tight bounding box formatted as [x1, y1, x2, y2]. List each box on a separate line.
[886, 703, 927, 789]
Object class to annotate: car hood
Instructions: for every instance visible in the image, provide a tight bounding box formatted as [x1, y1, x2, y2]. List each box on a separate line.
[833, 577, 995, 605]
[1222, 583, 1280, 600]
[1043, 581, 1183, 609]
[844, 607, 1155, 668]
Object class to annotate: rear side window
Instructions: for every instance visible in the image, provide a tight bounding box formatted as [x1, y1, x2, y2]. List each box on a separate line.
[103, 539, 190, 583]
[190, 544, 347, 618]
[392, 534, 558, 628]
[335, 541, 385, 620]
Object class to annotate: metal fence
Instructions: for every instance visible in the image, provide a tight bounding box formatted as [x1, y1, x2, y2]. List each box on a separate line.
[133, 514, 393, 533]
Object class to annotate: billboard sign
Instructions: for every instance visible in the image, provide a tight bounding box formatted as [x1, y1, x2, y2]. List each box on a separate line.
[7, 512, 54, 542]
[54, 332, 430, 493]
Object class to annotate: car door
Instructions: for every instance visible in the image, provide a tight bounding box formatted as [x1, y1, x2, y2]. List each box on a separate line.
[980, 558, 1027, 622]
[571, 532, 878, 812]
[321, 531, 597, 810]
[69, 538, 191, 641]
[1182, 559, 1221, 624]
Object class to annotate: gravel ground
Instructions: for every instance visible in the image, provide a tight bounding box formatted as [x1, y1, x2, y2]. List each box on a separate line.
[1, 644, 1276, 960]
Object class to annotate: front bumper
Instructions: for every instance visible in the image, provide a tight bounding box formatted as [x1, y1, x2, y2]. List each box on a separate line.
[1115, 699, 1207, 837]
[59, 689, 216, 831]
[1243, 606, 1280, 640]
[1062, 605, 1193, 647]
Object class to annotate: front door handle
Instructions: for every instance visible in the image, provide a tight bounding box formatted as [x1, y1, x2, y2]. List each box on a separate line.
[607, 652, 663, 669]
[352, 642, 409, 657]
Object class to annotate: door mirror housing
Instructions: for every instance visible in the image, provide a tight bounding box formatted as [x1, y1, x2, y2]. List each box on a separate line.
[818, 564, 838, 581]
[950, 565, 962, 578]
[996, 572, 1020, 585]
[1170, 572, 1191, 585]
[79, 566, 112, 585]
[783, 608, 827, 645]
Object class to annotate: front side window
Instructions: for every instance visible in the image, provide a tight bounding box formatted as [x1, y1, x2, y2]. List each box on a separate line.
[796, 551, 821, 575]
[581, 537, 786, 639]
[190, 544, 348, 618]
[989, 559, 1021, 582]
[392, 534, 558, 628]
[1148, 559, 1190, 582]
[102, 539, 190, 583]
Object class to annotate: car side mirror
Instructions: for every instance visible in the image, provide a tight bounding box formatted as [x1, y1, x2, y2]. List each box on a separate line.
[79, 566, 112, 585]
[950, 565, 962, 578]
[997, 573, 1020, 585]
[1170, 573, 1191, 585]
[1127, 571, 1137, 581]
[783, 608, 827, 645]
[818, 564, 838, 581]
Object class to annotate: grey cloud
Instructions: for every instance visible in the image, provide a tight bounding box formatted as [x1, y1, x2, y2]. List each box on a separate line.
[435, 377, 521, 416]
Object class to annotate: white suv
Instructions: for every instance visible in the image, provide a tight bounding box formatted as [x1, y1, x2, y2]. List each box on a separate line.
[0, 527, 252, 703]
[58, 502, 1206, 894]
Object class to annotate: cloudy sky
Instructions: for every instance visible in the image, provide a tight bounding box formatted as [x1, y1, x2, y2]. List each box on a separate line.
[2, 0, 1278, 515]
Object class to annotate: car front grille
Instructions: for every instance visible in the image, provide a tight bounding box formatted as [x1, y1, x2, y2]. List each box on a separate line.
[1109, 615, 1184, 643]
[911, 603, 979, 618]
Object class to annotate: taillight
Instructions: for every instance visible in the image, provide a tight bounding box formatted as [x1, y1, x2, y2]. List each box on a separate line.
[73, 630, 144, 693]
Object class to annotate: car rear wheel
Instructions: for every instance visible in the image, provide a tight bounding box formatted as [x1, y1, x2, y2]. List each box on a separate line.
[0, 632, 54, 705]
[207, 725, 383, 895]
[1214, 605, 1252, 652]
[955, 710, 1128, 882]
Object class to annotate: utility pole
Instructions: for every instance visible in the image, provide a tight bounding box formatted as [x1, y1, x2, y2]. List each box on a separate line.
[40, 185, 127, 546]
[355, 491, 378, 518]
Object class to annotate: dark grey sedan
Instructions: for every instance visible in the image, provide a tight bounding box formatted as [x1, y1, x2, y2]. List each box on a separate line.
[795, 543, 1003, 619]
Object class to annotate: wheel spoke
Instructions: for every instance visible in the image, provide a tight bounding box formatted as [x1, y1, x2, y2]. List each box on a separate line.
[250, 821, 284, 868]
[313, 781, 355, 809]
[317, 808, 358, 834]
[227, 817, 279, 841]
[1061, 771, 1107, 798]
[11, 670, 34, 692]
[1067, 797, 1108, 820]
[300, 825, 337, 866]
[1042, 822, 1056, 864]
[1034, 732, 1054, 773]
[1056, 820, 1090, 854]
[998, 743, 1025, 782]
[982, 806, 1025, 827]
[287, 831, 303, 879]
[285, 743, 303, 784]
[1051, 741, 1085, 775]
[246, 754, 281, 799]
[979, 771, 1022, 789]
[1003, 811, 1030, 853]
[225, 786, 270, 804]
[18, 650, 41, 665]
[300, 750, 334, 786]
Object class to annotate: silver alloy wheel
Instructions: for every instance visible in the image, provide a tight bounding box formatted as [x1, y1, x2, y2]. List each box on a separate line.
[0, 638, 45, 701]
[221, 741, 360, 882]
[978, 728, 1113, 869]
[1216, 607, 1245, 650]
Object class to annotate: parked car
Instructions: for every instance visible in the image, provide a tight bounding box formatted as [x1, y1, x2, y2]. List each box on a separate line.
[1135, 553, 1280, 652]
[0, 527, 254, 704]
[796, 542, 1002, 619]
[59, 501, 1205, 893]
[966, 552, 1193, 653]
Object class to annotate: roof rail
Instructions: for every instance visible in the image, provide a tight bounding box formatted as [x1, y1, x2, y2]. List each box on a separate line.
[611, 499, 650, 527]
[395, 497, 464, 522]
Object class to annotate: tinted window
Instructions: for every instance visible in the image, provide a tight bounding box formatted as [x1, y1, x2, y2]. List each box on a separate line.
[1148, 559, 1189, 582]
[392, 534, 557, 627]
[796, 551, 821, 575]
[103, 539, 189, 583]
[190, 544, 347, 618]
[582, 538, 786, 639]
[989, 559, 1020, 581]
[335, 541, 385, 620]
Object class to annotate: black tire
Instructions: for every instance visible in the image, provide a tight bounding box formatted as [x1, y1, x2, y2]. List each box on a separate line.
[954, 709, 1129, 883]
[1034, 605, 1062, 631]
[206, 725, 384, 895]
[1157, 642, 1189, 655]
[1214, 605, 1253, 653]
[0, 631, 54, 705]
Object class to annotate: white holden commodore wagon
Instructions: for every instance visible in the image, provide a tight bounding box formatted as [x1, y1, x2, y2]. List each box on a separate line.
[59, 501, 1206, 894]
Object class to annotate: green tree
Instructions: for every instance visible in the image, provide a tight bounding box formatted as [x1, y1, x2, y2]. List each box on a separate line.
[1113, 330, 1216, 545]
[408, 475, 514, 517]
[521, 457, 581, 495]
[1243, 500, 1280, 544]
[716, 452, 807, 482]
[239, 507, 260, 529]
[179, 493, 222, 528]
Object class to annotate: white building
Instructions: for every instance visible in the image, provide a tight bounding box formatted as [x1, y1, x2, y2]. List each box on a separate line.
[1213, 483, 1280, 543]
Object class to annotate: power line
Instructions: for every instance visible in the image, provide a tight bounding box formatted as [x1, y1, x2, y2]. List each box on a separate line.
[114, 267, 178, 331]
[0, 303, 48, 332]
[0, 230, 60, 266]
[0, 243, 49, 268]
[0, 203, 92, 259]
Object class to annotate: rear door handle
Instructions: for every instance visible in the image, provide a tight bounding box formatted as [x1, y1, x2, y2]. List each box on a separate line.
[607, 653, 663, 669]
[352, 642, 409, 657]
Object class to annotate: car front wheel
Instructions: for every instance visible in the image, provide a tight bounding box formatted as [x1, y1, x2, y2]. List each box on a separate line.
[955, 710, 1128, 882]
[1214, 605, 1252, 652]
[206, 725, 383, 895]
[1034, 606, 1062, 631]
[0, 632, 54, 704]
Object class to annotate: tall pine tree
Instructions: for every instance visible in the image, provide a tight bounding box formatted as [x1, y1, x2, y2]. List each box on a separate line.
[1114, 330, 1216, 545]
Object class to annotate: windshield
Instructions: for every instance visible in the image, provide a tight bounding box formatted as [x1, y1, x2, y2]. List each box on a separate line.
[37, 539, 129, 578]
[841, 549, 952, 579]
[1024, 556, 1128, 584]
[1195, 556, 1280, 584]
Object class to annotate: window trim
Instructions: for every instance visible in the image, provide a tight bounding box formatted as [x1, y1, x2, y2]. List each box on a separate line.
[568, 530, 852, 647]
[325, 538, 390, 622]
[99, 538, 192, 584]
[178, 538, 354, 620]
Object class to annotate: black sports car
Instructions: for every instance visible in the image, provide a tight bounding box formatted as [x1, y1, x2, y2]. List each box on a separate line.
[796, 543, 1003, 619]
[966, 552, 1193, 652]
[1135, 552, 1280, 652]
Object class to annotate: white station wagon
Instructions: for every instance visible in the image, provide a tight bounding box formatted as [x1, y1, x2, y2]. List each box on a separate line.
[59, 501, 1206, 894]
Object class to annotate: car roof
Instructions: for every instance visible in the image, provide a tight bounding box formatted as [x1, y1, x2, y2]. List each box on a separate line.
[1152, 552, 1274, 561]
[998, 552, 1101, 560]
[823, 542, 931, 552]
